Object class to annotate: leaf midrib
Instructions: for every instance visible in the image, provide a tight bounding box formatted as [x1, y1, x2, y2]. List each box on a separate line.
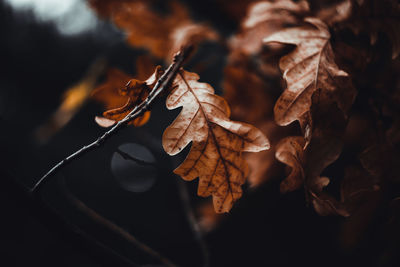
[178, 71, 235, 206]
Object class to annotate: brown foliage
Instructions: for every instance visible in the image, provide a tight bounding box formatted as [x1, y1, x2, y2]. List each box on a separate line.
[222, 0, 391, 220]
[315, 0, 352, 26]
[14, 1, 400, 265]
[275, 136, 305, 193]
[93, 66, 163, 127]
[263, 17, 355, 127]
[162, 70, 269, 212]
[89, 0, 400, 223]
[230, 0, 309, 55]
[89, 0, 218, 60]
[224, 34, 288, 188]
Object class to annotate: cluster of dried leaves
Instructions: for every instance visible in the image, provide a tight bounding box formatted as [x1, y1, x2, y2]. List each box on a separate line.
[226, 0, 400, 223]
[87, 0, 400, 237]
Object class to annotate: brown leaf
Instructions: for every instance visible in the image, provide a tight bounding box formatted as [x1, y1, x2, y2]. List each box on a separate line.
[304, 101, 345, 182]
[135, 55, 158, 81]
[275, 136, 305, 193]
[94, 66, 163, 127]
[311, 188, 350, 217]
[274, 97, 349, 215]
[91, 68, 132, 110]
[223, 56, 274, 123]
[274, 102, 344, 196]
[310, 164, 380, 218]
[263, 17, 355, 127]
[272, 89, 351, 216]
[162, 69, 270, 213]
[90, 0, 218, 60]
[92, 55, 156, 111]
[90, 0, 188, 58]
[310, 178, 349, 217]
[230, 0, 309, 55]
[315, 0, 352, 26]
[303, 91, 350, 216]
[114, 1, 186, 59]
[169, 23, 219, 60]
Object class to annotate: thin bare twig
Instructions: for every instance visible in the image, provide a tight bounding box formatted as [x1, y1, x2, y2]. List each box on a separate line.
[31, 45, 193, 193]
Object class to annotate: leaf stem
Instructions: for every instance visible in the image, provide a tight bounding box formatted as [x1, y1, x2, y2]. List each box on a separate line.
[31, 45, 193, 193]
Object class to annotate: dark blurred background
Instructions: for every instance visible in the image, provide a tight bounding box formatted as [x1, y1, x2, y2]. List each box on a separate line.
[0, 0, 397, 266]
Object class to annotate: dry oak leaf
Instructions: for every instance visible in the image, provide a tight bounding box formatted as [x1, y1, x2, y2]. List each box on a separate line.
[275, 136, 306, 193]
[315, 0, 352, 26]
[263, 17, 354, 126]
[93, 66, 163, 127]
[230, 0, 309, 55]
[91, 0, 187, 59]
[92, 68, 132, 111]
[309, 176, 348, 217]
[223, 58, 274, 123]
[311, 166, 379, 217]
[162, 70, 270, 213]
[91, 0, 218, 60]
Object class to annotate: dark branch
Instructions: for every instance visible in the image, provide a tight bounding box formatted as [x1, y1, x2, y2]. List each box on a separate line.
[115, 148, 157, 167]
[31, 45, 193, 193]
